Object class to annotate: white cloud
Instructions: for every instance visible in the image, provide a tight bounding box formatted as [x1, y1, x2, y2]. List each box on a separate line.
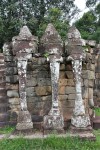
[74, 0, 86, 10]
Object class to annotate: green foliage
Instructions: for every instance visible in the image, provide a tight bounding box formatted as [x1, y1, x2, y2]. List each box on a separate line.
[37, 8, 69, 41]
[0, 0, 78, 50]
[0, 126, 15, 134]
[75, 3, 100, 43]
[86, 0, 99, 7]
[0, 133, 100, 150]
[95, 108, 100, 116]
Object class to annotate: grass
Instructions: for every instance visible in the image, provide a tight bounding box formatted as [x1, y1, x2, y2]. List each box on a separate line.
[0, 126, 15, 134]
[0, 129, 100, 150]
[95, 108, 100, 116]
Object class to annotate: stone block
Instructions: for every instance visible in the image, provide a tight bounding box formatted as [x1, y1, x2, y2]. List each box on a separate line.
[27, 101, 43, 115]
[6, 83, 19, 90]
[89, 88, 93, 99]
[82, 70, 88, 79]
[86, 40, 96, 47]
[31, 57, 38, 64]
[87, 63, 95, 71]
[6, 67, 18, 75]
[4, 55, 13, 62]
[6, 61, 17, 67]
[37, 71, 51, 78]
[60, 64, 65, 70]
[88, 71, 95, 79]
[9, 104, 20, 111]
[26, 87, 35, 97]
[65, 63, 72, 71]
[27, 97, 41, 103]
[84, 79, 88, 87]
[82, 87, 88, 99]
[43, 100, 52, 115]
[59, 95, 68, 101]
[7, 90, 19, 98]
[35, 86, 51, 96]
[68, 94, 76, 100]
[26, 78, 37, 87]
[38, 57, 47, 65]
[96, 73, 100, 79]
[8, 98, 19, 105]
[37, 78, 51, 86]
[67, 79, 75, 86]
[6, 75, 19, 83]
[59, 86, 66, 94]
[65, 87, 75, 94]
[66, 71, 74, 79]
[92, 55, 96, 64]
[86, 53, 92, 62]
[41, 95, 51, 101]
[16, 111, 33, 130]
[59, 99, 75, 108]
[59, 79, 68, 86]
[59, 71, 66, 78]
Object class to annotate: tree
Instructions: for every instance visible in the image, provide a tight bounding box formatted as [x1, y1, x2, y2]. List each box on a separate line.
[86, 0, 99, 7]
[0, 0, 78, 50]
[75, 2, 100, 43]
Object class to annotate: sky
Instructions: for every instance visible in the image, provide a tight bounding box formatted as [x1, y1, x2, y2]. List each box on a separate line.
[70, 0, 89, 24]
[74, 0, 89, 17]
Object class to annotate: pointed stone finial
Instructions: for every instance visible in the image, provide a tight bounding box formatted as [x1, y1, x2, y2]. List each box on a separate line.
[68, 25, 81, 39]
[40, 23, 63, 55]
[66, 26, 85, 59]
[12, 25, 38, 55]
[19, 26, 32, 39]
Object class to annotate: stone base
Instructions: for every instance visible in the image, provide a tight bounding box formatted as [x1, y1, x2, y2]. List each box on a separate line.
[43, 129, 65, 135]
[69, 125, 96, 141]
[16, 110, 33, 130]
[44, 115, 64, 131]
[71, 115, 91, 128]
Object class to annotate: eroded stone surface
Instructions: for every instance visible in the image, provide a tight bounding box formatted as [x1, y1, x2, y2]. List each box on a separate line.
[42, 24, 64, 131]
[66, 26, 91, 128]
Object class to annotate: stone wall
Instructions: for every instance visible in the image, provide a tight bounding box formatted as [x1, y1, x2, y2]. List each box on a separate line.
[3, 43, 19, 125]
[2, 45, 96, 128]
[0, 25, 99, 129]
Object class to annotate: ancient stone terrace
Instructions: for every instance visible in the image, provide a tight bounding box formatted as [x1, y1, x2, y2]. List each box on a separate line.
[0, 24, 100, 139]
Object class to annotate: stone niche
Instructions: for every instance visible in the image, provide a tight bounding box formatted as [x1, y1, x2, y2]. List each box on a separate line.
[1, 24, 99, 131]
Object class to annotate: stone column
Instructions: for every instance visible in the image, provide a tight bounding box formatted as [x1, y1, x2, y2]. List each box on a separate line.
[12, 25, 38, 130]
[71, 57, 90, 128]
[66, 26, 95, 139]
[44, 57, 64, 131]
[16, 58, 33, 130]
[40, 23, 64, 132]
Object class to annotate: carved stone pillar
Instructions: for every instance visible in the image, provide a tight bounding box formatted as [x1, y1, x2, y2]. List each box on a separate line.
[44, 57, 64, 131]
[16, 59, 33, 130]
[66, 26, 95, 139]
[12, 25, 38, 130]
[40, 23, 64, 132]
[71, 57, 90, 128]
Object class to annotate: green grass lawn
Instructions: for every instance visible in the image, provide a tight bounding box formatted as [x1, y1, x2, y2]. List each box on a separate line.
[0, 129, 100, 150]
[95, 108, 100, 116]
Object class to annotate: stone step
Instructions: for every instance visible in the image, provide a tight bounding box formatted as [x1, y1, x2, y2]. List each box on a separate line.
[93, 116, 100, 129]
